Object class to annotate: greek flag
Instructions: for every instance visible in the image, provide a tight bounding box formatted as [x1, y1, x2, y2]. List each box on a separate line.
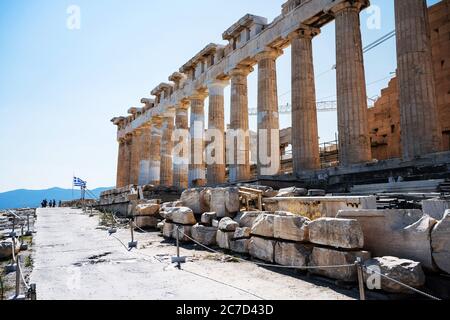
[73, 177, 87, 187]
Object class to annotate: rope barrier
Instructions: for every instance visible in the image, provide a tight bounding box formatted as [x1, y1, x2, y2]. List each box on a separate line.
[363, 265, 441, 301]
[16, 257, 30, 290]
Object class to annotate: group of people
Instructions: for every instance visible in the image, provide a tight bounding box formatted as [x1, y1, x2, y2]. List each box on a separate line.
[41, 199, 58, 208]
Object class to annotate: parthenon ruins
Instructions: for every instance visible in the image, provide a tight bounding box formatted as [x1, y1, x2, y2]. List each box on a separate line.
[111, 0, 450, 192]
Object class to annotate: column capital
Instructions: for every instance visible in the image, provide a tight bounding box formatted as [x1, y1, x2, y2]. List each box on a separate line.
[327, 0, 369, 16]
[151, 116, 163, 127]
[230, 65, 254, 77]
[177, 99, 190, 110]
[207, 79, 229, 90]
[254, 48, 283, 62]
[288, 25, 321, 40]
[189, 90, 208, 101]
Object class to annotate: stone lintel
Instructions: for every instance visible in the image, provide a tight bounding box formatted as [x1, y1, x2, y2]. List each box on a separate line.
[326, 0, 370, 15]
[180, 43, 222, 73]
[151, 83, 174, 97]
[288, 24, 321, 40]
[222, 14, 268, 40]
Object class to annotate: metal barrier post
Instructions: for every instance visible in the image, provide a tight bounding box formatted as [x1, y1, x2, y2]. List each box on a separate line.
[15, 255, 20, 298]
[176, 226, 181, 269]
[26, 214, 32, 236]
[10, 217, 16, 238]
[29, 284, 37, 300]
[128, 219, 137, 249]
[356, 258, 366, 301]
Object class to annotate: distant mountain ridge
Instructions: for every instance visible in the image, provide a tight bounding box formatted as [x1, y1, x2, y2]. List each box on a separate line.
[0, 187, 112, 210]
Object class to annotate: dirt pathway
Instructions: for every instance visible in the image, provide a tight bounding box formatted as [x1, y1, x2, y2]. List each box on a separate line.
[30, 208, 356, 300]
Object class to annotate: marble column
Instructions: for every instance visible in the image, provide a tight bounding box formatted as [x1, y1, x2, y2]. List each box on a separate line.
[332, 0, 372, 166]
[149, 117, 163, 185]
[229, 67, 253, 182]
[256, 49, 282, 176]
[290, 27, 321, 174]
[395, 0, 442, 159]
[189, 92, 207, 187]
[160, 116, 175, 187]
[129, 130, 142, 186]
[207, 80, 228, 185]
[173, 102, 190, 189]
[138, 125, 152, 186]
[116, 138, 127, 188]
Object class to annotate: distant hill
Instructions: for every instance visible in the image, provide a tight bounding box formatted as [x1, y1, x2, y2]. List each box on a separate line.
[0, 187, 112, 210]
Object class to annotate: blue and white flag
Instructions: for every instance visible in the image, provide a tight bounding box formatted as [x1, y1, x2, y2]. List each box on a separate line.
[73, 177, 87, 187]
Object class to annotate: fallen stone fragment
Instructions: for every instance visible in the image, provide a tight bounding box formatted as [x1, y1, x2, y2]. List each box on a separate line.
[275, 242, 313, 267]
[201, 212, 217, 226]
[164, 207, 196, 225]
[0, 240, 19, 260]
[276, 187, 307, 197]
[162, 221, 174, 238]
[233, 227, 251, 240]
[251, 214, 275, 238]
[431, 210, 450, 274]
[161, 201, 183, 212]
[248, 237, 275, 263]
[191, 224, 217, 246]
[337, 209, 437, 270]
[308, 247, 371, 282]
[308, 218, 364, 249]
[216, 230, 234, 250]
[212, 219, 219, 228]
[172, 225, 193, 242]
[134, 203, 160, 217]
[234, 211, 263, 228]
[230, 239, 250, 254]
[274, 215, 310, 242]
[218, 217, 239, 232]
[363, 256, 426, 294]
[134, 216, 159, 229]
[225, 187, 241, 215]
[180, 189, 208, 214]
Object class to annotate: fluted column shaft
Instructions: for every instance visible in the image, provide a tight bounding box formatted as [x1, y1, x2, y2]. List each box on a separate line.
[207, 80, 228, 185]
[129, 130, 142, 185]
[160, 116, 175, 187]
[138, 126, 152, 186]
[149, 118, 163, 185]
[173, 103, 189, 189]
[395, 0, 442, 159]
[189, 93, 207, 187]
[291, 28, 321, 174]
[229, 67, 253, 182]
[256, 49, 281, 176]
[116, 138, 127, 188]
[333, 0, 372, 166]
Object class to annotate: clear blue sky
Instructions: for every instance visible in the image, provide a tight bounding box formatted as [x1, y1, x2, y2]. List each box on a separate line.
[0, 0, 441, 192]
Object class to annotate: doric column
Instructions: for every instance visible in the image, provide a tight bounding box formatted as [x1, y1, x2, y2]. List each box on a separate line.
[160, 116, 175, 187]
[256, 49, 282, 176]
[207, 79, 228, 185]
[229, 66, 253, 182]
[116, 138, 127, 188]
[138, 125, 152, 186]
[189, 92, 207, 187]
[149, 117, 163, 185]
[395, 0, 442, 159]
[332, 0, 372, 166]
[290, 27, 321, 174]
[173, 102, 190, 189]
[129, 130, 142, 186]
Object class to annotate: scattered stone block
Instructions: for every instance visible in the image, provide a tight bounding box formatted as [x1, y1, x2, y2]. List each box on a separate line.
[337, 209, 437, 270]
[308, 247, 371, 282]
[157, 221, 164, 231]
[225, 187, 240, 215]
[233, 227, 251, 240]
[218, 217, 239, 232]
[251, 214, 275, 238]
[162, 221, 174, 238]
[363, 256, 426, 294]
[212, 219, 219, 228]
[191, 224, 217, 246]
[172, 225, 193, 242]
[181, 189, 209, 214]
[216, 230, 234, 250]
[422, 199, 450, 220]
[308, 218, 364, 249]
[249, 237, 275, 263]
[275, 242, 313, 267]
[276, 187, 307, 197]
[201, 212, 217, 226]
[134, 203, 160, 217]
[134, 216, 159, 229]
[0, 240, 19, 260]
[230, 239, 251, 254]
[234, 211, 263, 228]
[274, 215, 310, 242]
[165, 207, 196, 225]
[431, 210, 450, 274]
